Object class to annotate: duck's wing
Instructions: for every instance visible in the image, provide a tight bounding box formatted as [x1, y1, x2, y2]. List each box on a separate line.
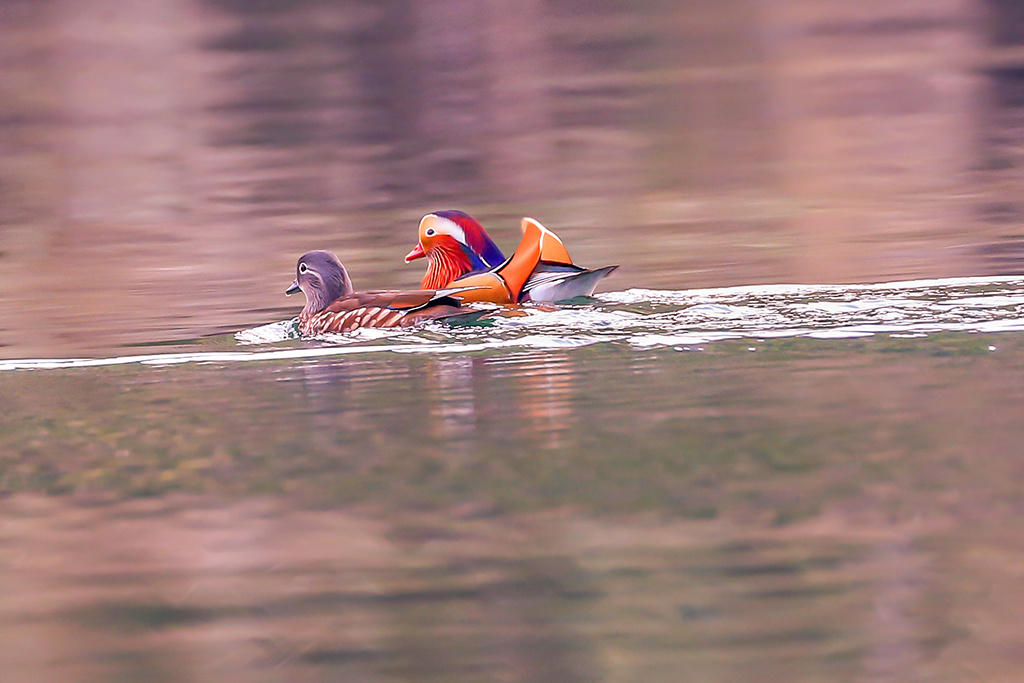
[309, 287, 487, 333]
[493, 219, 617, 302]
[463, 217, 569, 303]
[447, 218, 617, 304]
[323, 286, 483, 313]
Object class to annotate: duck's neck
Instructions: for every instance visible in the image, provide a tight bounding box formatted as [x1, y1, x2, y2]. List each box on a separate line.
[299, 292, 330, 325]
[422, 242, 473, 289]
[300, 267, 353, 322]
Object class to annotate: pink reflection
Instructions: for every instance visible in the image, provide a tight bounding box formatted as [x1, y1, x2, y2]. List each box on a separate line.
[425, 356, 478, 442]
[488, 351, 576, 449]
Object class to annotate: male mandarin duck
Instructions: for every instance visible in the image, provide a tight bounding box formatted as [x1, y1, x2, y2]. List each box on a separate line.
[404, 210, 618, 304]
[286, 250, 481, 335]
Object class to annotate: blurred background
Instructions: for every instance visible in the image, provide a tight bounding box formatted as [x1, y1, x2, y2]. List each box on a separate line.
[3, 0, 1024, 353]
[5, 1, 1024, 682]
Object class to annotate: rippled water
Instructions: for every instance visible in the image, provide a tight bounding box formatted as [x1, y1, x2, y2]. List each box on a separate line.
[3, 276, 1022, 370]
[5, 0, 1024, 680]
[2, 278, 1024, 680]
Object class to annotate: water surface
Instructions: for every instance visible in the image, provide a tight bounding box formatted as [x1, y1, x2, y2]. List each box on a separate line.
[2, 279, 1024, 680]
[4, 0, 1024, 681]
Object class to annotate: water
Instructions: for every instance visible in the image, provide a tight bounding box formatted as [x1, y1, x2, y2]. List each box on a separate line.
[5, 0, 1024, 680]
[3, 279, 1024, 680]
[4, 275, 1024, 370]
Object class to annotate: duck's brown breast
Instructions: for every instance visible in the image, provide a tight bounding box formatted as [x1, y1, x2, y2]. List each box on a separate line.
[300, 306, 409, 335]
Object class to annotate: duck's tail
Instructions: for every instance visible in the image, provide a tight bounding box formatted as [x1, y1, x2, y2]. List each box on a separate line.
[520, 263, 619, 302]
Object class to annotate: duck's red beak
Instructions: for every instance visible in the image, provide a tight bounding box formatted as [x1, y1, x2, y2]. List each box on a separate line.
[404, 243, 426, 262]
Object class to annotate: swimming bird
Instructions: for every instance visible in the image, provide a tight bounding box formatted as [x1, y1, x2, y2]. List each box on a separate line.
[404, 210, 618, 304]
[286, 250, 482, 335]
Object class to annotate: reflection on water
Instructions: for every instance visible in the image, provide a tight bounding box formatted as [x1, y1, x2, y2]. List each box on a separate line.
[0, 496, 1018, 682]
[4, 0, 1024, 680]
[489, 351, 576, 449]
[427, 356, 478, 443]
[3, 293, 1024, 678]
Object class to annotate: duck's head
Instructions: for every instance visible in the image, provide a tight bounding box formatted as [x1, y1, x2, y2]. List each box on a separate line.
[286, 250, 354, 314]
[405, 210, 506, 271]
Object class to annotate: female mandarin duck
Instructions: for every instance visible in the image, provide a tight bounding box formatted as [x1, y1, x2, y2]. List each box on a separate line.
[286, 250, 480, 335]
[404, 210, 618, 304]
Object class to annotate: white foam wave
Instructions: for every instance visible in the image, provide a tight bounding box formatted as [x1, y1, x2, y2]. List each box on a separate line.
[5, 276, 1024, 370]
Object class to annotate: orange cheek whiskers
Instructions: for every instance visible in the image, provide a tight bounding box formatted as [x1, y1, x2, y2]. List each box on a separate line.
[421, 242, 473, 289]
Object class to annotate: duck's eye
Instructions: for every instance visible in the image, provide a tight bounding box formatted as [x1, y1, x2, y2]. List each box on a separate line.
[425, 228, 435, 236]
[299, 263, 308, 274]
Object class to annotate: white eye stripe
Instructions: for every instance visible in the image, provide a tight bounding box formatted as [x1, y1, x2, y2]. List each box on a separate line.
[421, 215, 466, 245]
[299, 263, 308, 274]
[444, 219, 466, 244]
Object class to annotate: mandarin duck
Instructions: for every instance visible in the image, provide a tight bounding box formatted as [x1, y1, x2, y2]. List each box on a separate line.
[404, 210, 618, 304]
[286, 250, 482, 335]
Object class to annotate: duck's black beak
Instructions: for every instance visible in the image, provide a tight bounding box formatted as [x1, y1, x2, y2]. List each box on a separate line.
[285, 279, 301, 296]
